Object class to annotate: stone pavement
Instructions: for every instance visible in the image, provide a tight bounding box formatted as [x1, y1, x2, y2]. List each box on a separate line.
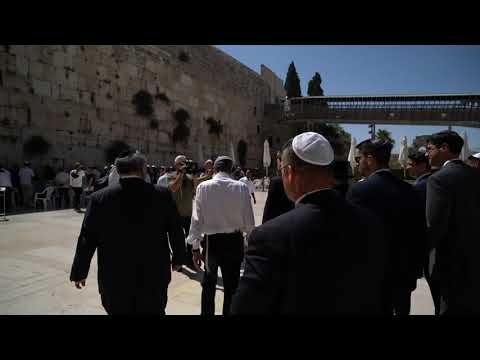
[0, 191, 434, 315]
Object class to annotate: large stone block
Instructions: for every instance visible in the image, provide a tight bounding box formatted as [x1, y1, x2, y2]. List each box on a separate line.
[59, 87, 79, 102]
[28, 61, 44, 79]
[77, 75, 87, 91]
[32, 79, 51, 97]
[53, 51, 65, 68]
[15, 56, 29, 77]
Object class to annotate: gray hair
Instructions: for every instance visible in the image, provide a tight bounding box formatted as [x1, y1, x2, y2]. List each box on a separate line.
[115, 151, 147, 175]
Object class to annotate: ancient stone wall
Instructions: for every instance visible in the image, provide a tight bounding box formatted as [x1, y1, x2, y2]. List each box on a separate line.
[0, 45, 282, 171]
[261, 64, 286, 104]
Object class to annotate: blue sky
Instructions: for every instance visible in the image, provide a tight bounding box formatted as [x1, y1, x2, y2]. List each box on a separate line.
[216, 45, 480, 153]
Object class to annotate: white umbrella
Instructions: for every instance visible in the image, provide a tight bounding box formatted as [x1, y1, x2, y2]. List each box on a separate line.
[263, 140, 271, 191]
[263, 140, 271, 172]
[398, 136, 409, 178]
[460, 131, 470, 161]
[347, 137, 357, 172]
[198, 142, 204, 164]
[230, 141, 236, 165]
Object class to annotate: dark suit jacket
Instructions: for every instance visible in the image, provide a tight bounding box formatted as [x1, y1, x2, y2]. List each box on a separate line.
[412, 172, 432, 279]
[262, 176, 294, 224]
[426, 160, 480, 314]
[346, 170, 426, 291]
[70, 177, 185, 311]
[232, 189, 388, 315]
[413, 172, 431, 208]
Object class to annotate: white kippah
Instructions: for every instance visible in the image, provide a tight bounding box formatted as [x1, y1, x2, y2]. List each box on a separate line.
[292, 132, 334, 166]
[471, 152, 480, 160]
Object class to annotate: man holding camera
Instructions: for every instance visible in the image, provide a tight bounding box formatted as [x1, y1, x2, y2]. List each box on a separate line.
[169, 155, 212, 270]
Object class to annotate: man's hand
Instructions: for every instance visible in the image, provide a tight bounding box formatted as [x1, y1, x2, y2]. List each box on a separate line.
[193, 251, 203, 272]
[74, 279, 86, 289]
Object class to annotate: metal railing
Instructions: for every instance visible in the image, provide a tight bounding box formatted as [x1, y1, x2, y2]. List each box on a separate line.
[281, 94, 480, 127]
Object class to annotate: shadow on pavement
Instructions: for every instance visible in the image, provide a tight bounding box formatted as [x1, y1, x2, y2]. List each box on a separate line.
[180, 266, 224, 291]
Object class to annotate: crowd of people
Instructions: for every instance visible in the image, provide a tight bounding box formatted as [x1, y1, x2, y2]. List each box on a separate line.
[1, 156, 262, 215]
[67, 130, 480, 315]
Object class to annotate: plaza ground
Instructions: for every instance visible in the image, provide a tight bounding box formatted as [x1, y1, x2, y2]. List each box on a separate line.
[0, 192, 434, 315]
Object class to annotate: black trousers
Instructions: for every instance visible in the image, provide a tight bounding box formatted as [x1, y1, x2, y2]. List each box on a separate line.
[72, 187, 82, 210]
[180, 216, 193, 266]
[56, 187, 70, 208]
[101, 288, 168, 316]
[201, 232, 244, 316]
[381, 285, 412, 316]
[424, 263, 441, 316]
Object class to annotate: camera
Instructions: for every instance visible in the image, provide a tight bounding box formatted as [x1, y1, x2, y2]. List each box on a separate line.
[182, 160, 195, 175]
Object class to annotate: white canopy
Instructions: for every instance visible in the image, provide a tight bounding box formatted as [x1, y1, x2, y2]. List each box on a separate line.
[460, 131, 470, 161]
[347, 137, 357, 172]
[263, 140, 271, 169]
[398, 136, 409, 167]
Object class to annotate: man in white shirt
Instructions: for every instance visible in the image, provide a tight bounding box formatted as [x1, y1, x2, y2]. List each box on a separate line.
[187, 156, 255, 316]
[19, 161, 35, 207]
[0, 164, 13, 211]
[70, 162, 86, 211]
[55, 167, 70, 208]
[239, 169, 256, 205]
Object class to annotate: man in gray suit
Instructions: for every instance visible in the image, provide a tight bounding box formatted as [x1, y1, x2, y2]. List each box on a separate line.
[426, 130, 480, 316]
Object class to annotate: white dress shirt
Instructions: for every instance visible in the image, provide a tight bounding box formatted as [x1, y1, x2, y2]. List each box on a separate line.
[70, 170, 85, 188]
[239, 176, 255, 195]
[187, 172, 255, 250]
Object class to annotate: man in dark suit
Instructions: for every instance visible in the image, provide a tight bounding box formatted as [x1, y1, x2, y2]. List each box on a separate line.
[406, 149, 439, 311]
[70, 150, 185, 315]
[262, 151, 294, 223]
[346, 139, 425, 316]
[426, 131, 480, 316]
[407, 150, 432, 206]
[232, 133, 388, 315]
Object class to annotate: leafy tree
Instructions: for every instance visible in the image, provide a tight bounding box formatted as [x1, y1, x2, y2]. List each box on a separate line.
[314, 123, 351, 157]
[307, 72, 324, 96]
[284, 62, 302, 98]
[23, 135, 51, 157]
[376, 129, 395, 145]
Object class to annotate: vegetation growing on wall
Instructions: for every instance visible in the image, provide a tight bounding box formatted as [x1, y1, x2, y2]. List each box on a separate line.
[206, 117, 223, 137]
[174, 108, 190, 123]
[23, 135, 51, 157]
[149, 119, 159, 130]
[237, 140, 248, 167]
[172, 124, 190, 143]
[132, 90, 154, 117]
[172, 108, 191, 143]
[155, 93, 171, 105]
[179, 51, 190, 62]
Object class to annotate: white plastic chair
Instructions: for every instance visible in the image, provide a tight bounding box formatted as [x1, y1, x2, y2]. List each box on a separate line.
[34, 186, 55, 211]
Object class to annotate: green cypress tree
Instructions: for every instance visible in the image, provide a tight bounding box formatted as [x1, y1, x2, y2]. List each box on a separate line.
[307, 72, 324, 96]
[284, 62, 302, 98]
